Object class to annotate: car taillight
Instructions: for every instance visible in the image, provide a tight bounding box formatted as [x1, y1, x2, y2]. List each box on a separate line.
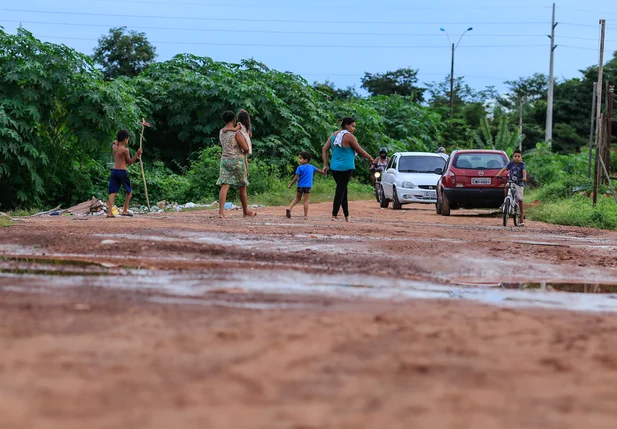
[447, 171, 456, 185]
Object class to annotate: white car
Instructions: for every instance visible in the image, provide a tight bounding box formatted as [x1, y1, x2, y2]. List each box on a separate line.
[379, 152, 446, 210]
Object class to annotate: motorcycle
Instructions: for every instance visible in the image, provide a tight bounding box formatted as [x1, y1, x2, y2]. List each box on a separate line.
[369, 167, 383, 202]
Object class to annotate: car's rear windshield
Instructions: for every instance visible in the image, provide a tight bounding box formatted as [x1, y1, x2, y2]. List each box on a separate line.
[398, 156, 446, 174]
[453, 153, 507, 170]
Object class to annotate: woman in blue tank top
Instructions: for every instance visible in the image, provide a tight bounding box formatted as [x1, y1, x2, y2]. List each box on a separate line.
[321, 117, 374, 221]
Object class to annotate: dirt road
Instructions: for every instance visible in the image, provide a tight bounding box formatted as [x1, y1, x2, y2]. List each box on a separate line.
[2, 201, 617, 428]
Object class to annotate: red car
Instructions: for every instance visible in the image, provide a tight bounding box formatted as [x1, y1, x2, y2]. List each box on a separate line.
[436, 149, 509, 216]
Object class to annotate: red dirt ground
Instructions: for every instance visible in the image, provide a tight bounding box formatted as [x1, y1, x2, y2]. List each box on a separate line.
[2, 201, 617, 429]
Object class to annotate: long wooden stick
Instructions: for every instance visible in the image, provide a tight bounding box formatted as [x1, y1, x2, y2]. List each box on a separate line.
[138, 118, 150, 210]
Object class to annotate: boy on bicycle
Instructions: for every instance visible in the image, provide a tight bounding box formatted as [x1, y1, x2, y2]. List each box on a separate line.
[496, 149, 527, 226]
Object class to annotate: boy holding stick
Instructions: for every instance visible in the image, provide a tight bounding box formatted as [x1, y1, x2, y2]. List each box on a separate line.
[107, 130, 142, 218]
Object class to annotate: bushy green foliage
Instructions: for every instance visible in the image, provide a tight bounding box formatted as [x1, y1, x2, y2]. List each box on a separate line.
[0, 28, 143, 210]
[134, 56, 333, 166]
[473, 116, 523, 153]
[137, 161, 191, 206]
[536, 176, 593, 202]
[524, 143, 589, 187]
[527, 195, 617, 230]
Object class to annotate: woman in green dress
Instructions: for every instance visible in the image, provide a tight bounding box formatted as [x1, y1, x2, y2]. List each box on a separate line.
[217, 110, 257, 219]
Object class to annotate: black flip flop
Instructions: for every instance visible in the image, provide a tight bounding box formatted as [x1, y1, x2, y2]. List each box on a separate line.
[120, 212, 134, 217]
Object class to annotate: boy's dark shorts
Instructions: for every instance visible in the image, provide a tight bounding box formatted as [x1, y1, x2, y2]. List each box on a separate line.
[108, 169, 132, 194]
[297, 187, 312, 194]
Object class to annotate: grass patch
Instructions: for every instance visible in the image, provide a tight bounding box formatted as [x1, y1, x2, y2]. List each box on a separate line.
[7, 208, 42, 217]
[0, 268, 109, 276]
[250, 175, 373, 207]
[0, 217, 13, 227]
[526, 194, 617, 230]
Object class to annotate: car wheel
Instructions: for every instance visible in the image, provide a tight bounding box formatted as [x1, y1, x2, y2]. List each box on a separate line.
[379, 185, 389, 208]
[441, 195, 451, 216]
[392, 187, 402, 210]
[435, 192, 442, 214]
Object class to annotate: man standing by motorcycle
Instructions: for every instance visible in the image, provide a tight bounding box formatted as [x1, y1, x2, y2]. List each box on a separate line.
[370, 147, 390, 186]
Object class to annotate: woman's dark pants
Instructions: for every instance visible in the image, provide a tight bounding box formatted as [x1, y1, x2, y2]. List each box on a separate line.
[331, 169, 353, 217]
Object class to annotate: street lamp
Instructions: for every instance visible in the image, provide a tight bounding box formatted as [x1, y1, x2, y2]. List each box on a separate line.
[440, 27, 473, 115]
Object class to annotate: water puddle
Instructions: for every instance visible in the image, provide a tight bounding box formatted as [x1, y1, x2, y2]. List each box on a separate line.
[4, 265, 617, 313]
[148, 296, 315, 310]
[4, 241, 617, 313]
[500, 282, 617, 294]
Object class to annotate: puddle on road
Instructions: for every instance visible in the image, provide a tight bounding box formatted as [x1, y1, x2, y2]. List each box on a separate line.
[4, 242, 617, 313]
[148, 296, 315, 310]
[501, 282, 617, 294]
[4, 262, 617, 313]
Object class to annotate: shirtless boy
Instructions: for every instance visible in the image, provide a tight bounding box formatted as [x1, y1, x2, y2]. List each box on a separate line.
[107, 130, 142, 218]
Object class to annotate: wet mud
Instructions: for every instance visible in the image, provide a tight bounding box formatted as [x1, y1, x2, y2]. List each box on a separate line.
[3, 201, 617, 428]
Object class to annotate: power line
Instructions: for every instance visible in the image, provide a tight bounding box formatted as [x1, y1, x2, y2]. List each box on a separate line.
[86, 0, 552, 12]
[561, 22, 604, 28]
[465, 74, 511, 81]
[0, 20, 550, 38]
[557, 6, 617, 17]
[561, 35, 617, 43]
[36, 35, 548, 49]
[560, 44, 608, 51]
[0, 8, 553, 26]
[304, 72, 445, 77]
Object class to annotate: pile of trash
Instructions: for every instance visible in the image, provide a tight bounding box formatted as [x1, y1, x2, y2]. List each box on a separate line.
[34, 197, 265, 217]
[31, 197, 140, 218]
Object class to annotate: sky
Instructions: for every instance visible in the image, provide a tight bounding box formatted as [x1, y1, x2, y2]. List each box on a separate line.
[1, 0, 617, 94]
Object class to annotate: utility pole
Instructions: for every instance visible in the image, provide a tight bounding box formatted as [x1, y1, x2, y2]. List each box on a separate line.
[450, 42, 455, 115]
[588, 82, 597, 178]
[545, 3, 557, 145]
[607, 85, 614, 177]
[593, 19, 606, 207]
[519, 98, 524, 151]
[594, 114, 603, 206]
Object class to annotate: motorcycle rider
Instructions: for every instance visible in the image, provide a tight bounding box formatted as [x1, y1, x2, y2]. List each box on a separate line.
[370, 147, 390, 186]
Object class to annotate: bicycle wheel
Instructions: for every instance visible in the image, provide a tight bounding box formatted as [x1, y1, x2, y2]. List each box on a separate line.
[513, 203, 520, 227]
[502, 200, 510, 227]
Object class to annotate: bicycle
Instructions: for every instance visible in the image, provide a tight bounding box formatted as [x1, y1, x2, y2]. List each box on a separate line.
[496, 176, 521, 227]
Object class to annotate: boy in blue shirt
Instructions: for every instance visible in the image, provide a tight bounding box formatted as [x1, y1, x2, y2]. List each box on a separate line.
[496, 149, 527, 226]
[286, 151, 326, 220]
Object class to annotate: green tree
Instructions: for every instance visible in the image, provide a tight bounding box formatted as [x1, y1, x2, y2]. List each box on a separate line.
[313, 80, 359, 101]
[361, 68, 425, 101]
[426, 76, 498, 150]
[134, 56, 334, 166]
[93, 27, 157, 80]
[498, 73, 548, 110]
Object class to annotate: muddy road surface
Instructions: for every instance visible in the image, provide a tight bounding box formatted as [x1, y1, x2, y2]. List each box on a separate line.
[2, 201, 617, 429]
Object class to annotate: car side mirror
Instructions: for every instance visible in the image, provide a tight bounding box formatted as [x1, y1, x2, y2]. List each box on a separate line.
[434, 167, 443, 175]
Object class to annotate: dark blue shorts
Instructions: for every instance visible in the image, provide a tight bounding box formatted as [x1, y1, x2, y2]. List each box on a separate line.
[297, 187, 312, 194]
[108, 169, 132, 194]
